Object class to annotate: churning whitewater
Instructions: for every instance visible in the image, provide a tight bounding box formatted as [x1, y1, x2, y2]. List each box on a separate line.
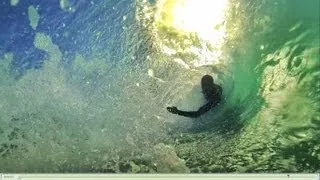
[0, 0, 319, 173]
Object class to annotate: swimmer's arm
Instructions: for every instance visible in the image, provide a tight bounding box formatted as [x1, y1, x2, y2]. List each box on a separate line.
[167, 101, 215, 118]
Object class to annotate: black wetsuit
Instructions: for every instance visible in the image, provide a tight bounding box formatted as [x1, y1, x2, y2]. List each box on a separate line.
[167, 83, 222, 118]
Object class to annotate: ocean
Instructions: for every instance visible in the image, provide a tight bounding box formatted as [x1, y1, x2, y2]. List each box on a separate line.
[0, 0, 319, 173]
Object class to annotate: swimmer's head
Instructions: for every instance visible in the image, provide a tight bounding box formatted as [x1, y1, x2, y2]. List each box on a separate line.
[201, 75, 214, 90]
[201, 75, 214, 100]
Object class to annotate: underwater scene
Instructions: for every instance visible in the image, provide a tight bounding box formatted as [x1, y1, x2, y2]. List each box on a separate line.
[0, 0, 319, 173]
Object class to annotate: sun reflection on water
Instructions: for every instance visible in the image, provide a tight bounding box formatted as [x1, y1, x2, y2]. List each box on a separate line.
[154, 0, 229, 66]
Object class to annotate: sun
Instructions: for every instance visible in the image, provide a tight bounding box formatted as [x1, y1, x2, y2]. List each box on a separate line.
[155, 0, 229, 43]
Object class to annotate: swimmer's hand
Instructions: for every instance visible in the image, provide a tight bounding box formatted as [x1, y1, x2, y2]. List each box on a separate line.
[167, 106, 178, 114]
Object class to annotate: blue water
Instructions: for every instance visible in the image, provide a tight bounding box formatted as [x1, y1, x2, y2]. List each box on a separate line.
[0, 0, 319, 173]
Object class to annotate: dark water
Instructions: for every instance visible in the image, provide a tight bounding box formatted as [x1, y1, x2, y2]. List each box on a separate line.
[0, 0, 319, 173]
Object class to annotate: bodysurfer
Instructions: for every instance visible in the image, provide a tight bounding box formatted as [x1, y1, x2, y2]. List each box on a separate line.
[167, 75, 222, 118]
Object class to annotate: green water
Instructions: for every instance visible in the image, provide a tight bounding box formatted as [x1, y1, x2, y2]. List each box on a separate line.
[0, 0, 319, 173]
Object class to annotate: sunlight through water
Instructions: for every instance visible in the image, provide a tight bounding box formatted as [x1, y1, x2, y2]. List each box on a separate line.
[154, 0, 229, 66]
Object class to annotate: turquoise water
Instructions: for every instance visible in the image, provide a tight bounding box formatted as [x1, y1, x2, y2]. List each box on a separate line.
[0, 0, 319, 173]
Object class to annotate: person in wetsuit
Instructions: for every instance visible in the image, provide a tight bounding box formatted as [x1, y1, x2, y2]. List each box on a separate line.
[167, 75, 222, 118]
